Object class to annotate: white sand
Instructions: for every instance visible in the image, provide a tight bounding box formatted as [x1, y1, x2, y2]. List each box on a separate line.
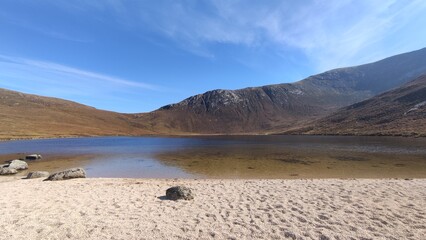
[0, 177, 425, 240]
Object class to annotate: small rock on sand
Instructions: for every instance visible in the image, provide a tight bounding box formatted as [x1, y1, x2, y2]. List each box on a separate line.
[26, 171, 50, 179]
[166, 186, 194, 200]
[45, 168, 86, 181]
[8, 160, 28, 170]
[0, 167, 18, 175]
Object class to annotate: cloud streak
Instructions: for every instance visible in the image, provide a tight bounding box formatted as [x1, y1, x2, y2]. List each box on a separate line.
[0, 55, 163, 112]
[0, 55, 158, 90]
[157, 0, 426, 70]
[56, 0, 426, 70]
[11, 0, 426, 71]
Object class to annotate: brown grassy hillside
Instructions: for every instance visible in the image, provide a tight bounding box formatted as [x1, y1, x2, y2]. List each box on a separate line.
[286, 75, 426, 137]
[0, 88, 153, 140]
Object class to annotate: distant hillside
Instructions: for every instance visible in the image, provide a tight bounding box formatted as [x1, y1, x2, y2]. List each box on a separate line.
[138, 48, 426, 134]
[0, 88, 153, 140]
[287, 75, 426, 137]
[1, 48, 426, 139]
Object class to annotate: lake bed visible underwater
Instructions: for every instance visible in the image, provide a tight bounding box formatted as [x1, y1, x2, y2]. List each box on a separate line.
[0, 136, 425, 178]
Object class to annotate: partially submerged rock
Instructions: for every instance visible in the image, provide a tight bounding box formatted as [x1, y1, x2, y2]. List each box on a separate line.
[166, 186, 194, 200]
[45, 168, 86, 181]
[0, 167, 18, 175]
[0, 160, 28, 175]
[25, 154, 42, 161]
[7, 160, 28, 170]
[26, 171, 50, 179]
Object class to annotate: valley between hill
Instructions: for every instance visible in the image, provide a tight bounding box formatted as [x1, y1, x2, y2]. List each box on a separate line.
[1, 48, 426, 139]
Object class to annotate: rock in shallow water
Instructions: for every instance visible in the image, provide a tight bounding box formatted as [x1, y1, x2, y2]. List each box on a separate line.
[0, 167, 18, 175]
[25, 154, 42, 161]
[45, 168, 86, 181]
[8, 160, 28, 170]
[166, 186, 194, 200]
[26, 171, 50, 179]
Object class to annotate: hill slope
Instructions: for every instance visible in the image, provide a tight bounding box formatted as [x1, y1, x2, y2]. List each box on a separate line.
[139, 48, 426, 134]
[286, 75, 426, 137]
[0, 88, 152, 139]
[1, 48, 426, 139]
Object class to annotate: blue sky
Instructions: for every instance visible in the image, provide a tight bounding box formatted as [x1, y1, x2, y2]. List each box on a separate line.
[1, 0, 426, 113]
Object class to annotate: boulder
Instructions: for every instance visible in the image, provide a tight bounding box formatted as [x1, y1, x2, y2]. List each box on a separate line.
[166, 186, 194, 200]
[8, 160, 28, 170]
[45, 168, 86, 181]
[26, 171, 50, 179]
[25, 154, 42, 160]
[0, 167, 18, 175]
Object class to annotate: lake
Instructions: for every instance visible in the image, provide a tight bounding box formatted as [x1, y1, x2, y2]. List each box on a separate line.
[0, 136, 425, 178]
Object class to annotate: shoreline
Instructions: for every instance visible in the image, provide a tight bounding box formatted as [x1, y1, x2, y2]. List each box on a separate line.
[1, 177, 425, 239]
[0, 132, 425, 142]
[2, 175, 425, 181]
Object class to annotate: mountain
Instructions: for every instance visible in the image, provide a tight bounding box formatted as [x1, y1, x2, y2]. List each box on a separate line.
[285, 75, 426, 137]
[0, 88, 153, 140]
[138, 48, 426, 134]
[1, 48, 426, 139]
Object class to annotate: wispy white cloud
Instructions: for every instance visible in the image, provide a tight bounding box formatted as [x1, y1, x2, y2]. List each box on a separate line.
[10, 0, 426, 70]
[146, 0, 425, 70]
[0, 55, 158, 90]
[0, 55, 163, 112]
[274, 0, 426, 70]
[70, 0, 425, 70]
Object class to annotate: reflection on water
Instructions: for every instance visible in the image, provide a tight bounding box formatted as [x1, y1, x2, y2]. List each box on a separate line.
[0, 136, 425, 178]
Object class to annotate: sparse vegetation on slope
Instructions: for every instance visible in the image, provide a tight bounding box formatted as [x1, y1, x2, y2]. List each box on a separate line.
[138, 48, 426, 134]
[1, 48, 426, 139]
[287, 75, 426, 137]
[0, 88, 153, 140]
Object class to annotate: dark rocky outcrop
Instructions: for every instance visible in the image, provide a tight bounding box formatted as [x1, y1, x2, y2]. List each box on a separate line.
[166, 186, 194, 200]
[140, 48, 426, 134]
[45, 168, 86, 181]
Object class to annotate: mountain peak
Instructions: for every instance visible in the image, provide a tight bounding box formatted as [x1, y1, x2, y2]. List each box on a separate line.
[148, 47, 426, 134]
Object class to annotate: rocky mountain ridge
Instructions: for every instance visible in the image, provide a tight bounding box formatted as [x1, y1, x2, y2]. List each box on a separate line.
[141, 48, 426, 133]
[1, 48, 426, 138]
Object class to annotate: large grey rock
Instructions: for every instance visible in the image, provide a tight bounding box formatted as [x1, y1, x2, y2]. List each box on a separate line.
[8, 160, 28, 170]
[0, 167, 18, 175]
[45, 168, 86, 181]
[26, 171, 50, 179]
[166, 186, 194, 200]
[25, 154, 42, 160]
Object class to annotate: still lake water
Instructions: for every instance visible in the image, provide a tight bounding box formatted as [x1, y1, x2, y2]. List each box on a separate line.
[0, 136, 425, 178]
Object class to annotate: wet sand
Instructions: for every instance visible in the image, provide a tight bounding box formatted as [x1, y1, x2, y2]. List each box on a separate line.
[0, 177, 425, 239]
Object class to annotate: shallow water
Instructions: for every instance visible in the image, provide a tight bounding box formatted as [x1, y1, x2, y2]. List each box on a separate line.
[0, 136, 425, 178]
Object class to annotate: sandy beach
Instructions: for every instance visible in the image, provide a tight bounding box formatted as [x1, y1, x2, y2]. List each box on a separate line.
[0, 177, 425, 240]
